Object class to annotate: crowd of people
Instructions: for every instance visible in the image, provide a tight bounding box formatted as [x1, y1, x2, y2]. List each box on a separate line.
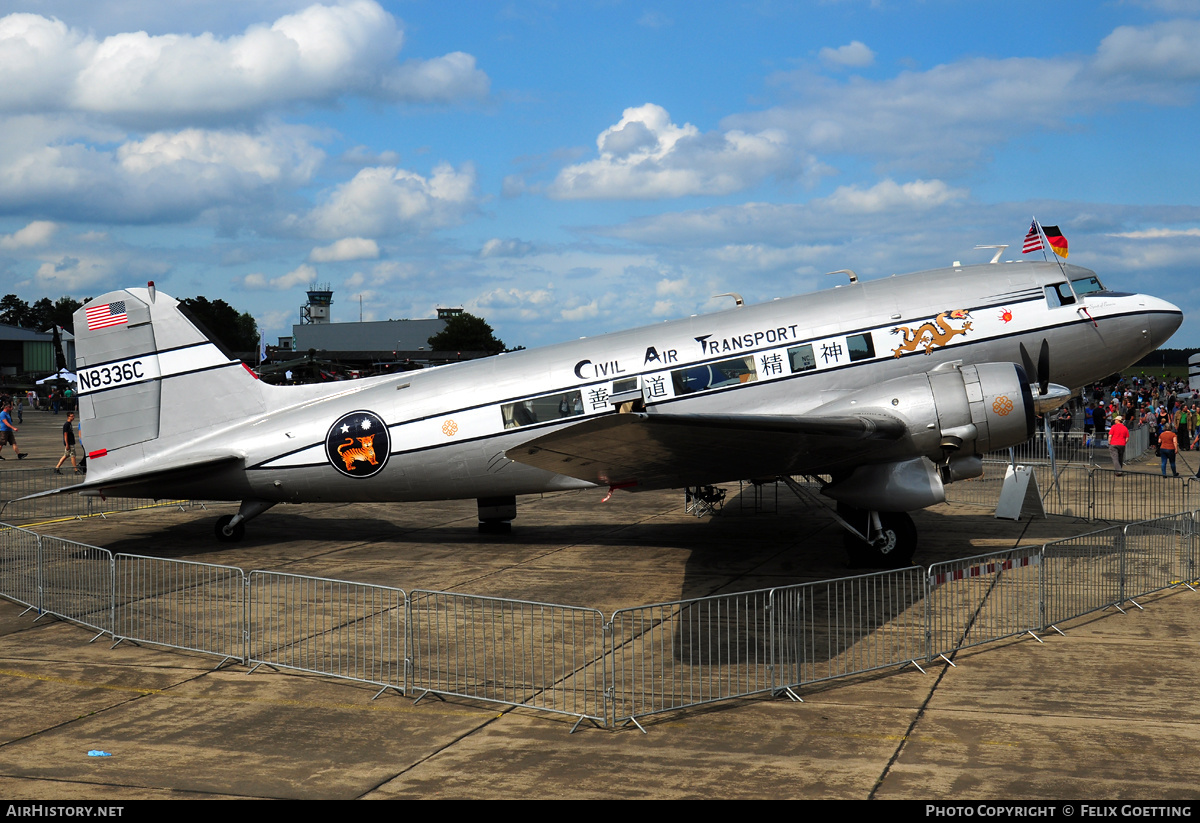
[1050, 374, 1197, 477]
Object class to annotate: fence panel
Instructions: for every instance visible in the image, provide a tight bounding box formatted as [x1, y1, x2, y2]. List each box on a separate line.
[926, 547, 1043, 659]
[1041, 525, 1126, 627]
[0, 522, 42, 609]
[608, 588, 775, 726]
[1119, 514, 1197, 601]
[114, 554, 245, 663]
[248, 571, 406, 692]
[771, 567, 927, 689]
[1089, 470, 1194, 523]
[0, 467, 194, 523]
[408, 590, 606, 723]
[37, 535, 112, 635]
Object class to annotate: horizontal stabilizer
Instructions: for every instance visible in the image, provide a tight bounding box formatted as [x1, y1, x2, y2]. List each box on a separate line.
[18, 452, 244, 502]
[506, 412, 906, 491]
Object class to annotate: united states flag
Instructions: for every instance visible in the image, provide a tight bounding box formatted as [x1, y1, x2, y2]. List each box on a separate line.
[85, 301, 128, 330]
[1022, 220, 1043, 254]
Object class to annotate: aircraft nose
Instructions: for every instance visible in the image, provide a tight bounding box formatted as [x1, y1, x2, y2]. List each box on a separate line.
[1142, 295, 1184, 348]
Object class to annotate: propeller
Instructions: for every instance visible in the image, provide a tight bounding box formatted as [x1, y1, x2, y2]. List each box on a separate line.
[1019, 339, 1051, 395]
[1020, 338, 1070, 413]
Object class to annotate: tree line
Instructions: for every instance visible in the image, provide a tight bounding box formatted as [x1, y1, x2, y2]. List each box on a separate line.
[1, 293, 259, 352]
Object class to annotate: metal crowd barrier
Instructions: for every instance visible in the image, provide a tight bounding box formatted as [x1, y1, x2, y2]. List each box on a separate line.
[37, 534, 113, 637]
[408, 590, 607, 727]
[946, 463, 1199, 524]
[114, 554, 246, 665]
[2, 509, 1198, 730]
[609, 588, 776, 728]
[1040, 525, 1127, 628]
[926, 547, 1043, 659]
[771, 568, 926, 689]
[0, 523, 41, 610]
[248, 571, 407, 696]
[0, 467, 196, 523]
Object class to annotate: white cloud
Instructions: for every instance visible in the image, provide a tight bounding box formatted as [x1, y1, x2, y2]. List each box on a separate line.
[480, 238, 534, 258]
[819, 41, 875, 69]
[0, 220, 57, 249]
[242, 263, 316, 290]
[0, 118, 322, 223]
[32, 253, 111, 289]
[549, 103, 795, 200]
[0, 2, 489, 127]
[821, 179, 967, 213]
[1107, 228, 1200, 239]
[309, 237, 380, 262]
[736, 19, 1200, 175]
[1095, 20, 1200, 81]
[304, 162, 477, 238]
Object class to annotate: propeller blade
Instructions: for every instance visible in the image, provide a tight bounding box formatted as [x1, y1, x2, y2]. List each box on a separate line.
[1037, 339, 1051, 396]
[1019, 342, 1037, 386]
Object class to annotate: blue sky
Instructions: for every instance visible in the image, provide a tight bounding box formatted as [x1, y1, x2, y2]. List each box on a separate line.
[2, 0, 1199, 350]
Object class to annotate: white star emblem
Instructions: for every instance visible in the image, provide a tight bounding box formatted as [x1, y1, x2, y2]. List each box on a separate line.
[361, 418, 372, 430]
[341, 424, 350, 434]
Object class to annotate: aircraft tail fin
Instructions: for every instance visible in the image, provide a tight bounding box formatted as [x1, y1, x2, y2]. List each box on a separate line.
[73, 286, 267, 481]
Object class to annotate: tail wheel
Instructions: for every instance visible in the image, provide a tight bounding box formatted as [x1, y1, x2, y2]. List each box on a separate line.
[214, 515, 245, 543]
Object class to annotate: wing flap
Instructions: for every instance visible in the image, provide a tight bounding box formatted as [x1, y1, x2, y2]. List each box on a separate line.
[506, 412, 907, 490]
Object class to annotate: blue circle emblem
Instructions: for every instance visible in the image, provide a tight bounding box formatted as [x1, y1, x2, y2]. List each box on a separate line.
[325, 410, 390, 478]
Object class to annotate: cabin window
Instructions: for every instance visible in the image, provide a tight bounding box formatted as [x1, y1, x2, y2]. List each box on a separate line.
[848, 333, 875, 362]
[501, 390, 584, 429]
[787, 343, 816, 373]
[670, 356, 757, 395]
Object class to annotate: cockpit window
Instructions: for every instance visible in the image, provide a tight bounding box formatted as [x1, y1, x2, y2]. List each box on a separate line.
[1071, 275, 1105, 295]
[1045, 283, 1076, 307]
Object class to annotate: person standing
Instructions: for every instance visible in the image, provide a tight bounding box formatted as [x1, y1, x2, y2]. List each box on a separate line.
[1109, 415, 1130, 476]
[54, 412, 79, 474]
[0, 403, 26, 460]
[1158, 425, 1180, 477]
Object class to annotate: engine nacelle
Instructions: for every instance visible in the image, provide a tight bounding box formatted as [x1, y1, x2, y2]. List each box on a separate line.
[817, 362, 1034, 511]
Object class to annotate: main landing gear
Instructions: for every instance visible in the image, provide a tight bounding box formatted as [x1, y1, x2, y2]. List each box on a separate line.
[836, 504, 917, 569]
[780, 477, 919, 569]
[214, 500, 276, 543]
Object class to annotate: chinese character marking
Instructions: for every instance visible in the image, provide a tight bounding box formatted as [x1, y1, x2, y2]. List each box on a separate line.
[760, 352, 784, 376]
[820, 342, 844, 363]
[645, 375, 667, 398]
[587, 387, 610, 410]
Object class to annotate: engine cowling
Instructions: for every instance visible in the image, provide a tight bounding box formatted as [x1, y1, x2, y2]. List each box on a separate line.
[818, 362, 1035, 511]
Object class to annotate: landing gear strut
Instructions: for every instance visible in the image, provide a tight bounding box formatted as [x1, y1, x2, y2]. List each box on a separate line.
[214, 500, 276, 543]
[837, 504, 917, 569]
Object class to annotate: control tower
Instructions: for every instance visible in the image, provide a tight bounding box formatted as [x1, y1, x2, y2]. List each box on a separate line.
[301, 283, 333, 324]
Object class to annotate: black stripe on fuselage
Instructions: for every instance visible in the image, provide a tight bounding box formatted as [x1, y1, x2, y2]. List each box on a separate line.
[245, 305, 1179, 471]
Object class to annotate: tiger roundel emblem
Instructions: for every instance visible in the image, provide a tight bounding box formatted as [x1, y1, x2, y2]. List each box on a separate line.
[325, 410, 391, 478]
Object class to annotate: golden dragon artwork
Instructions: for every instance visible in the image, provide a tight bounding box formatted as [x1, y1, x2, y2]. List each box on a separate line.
[890, 310, 972, 357]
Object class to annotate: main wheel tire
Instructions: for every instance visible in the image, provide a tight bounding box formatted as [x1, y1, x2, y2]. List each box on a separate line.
[214, 514, 245, 543]
[842, 509, 917, 569]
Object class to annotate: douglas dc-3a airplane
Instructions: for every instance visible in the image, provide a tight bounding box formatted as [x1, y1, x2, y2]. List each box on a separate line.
[51, 248, 1182, 566]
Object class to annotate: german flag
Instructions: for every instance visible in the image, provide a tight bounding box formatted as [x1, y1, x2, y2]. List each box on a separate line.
[1042, 225, 1068, 258]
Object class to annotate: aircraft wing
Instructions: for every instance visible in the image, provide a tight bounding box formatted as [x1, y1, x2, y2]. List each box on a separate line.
[506, 412, 908, 490]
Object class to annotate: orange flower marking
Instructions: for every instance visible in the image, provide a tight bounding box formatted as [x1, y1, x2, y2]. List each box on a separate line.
[993, 396, 1014, 416]
[998, 308, 1013, 323]
[441, 420, 459, 436]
